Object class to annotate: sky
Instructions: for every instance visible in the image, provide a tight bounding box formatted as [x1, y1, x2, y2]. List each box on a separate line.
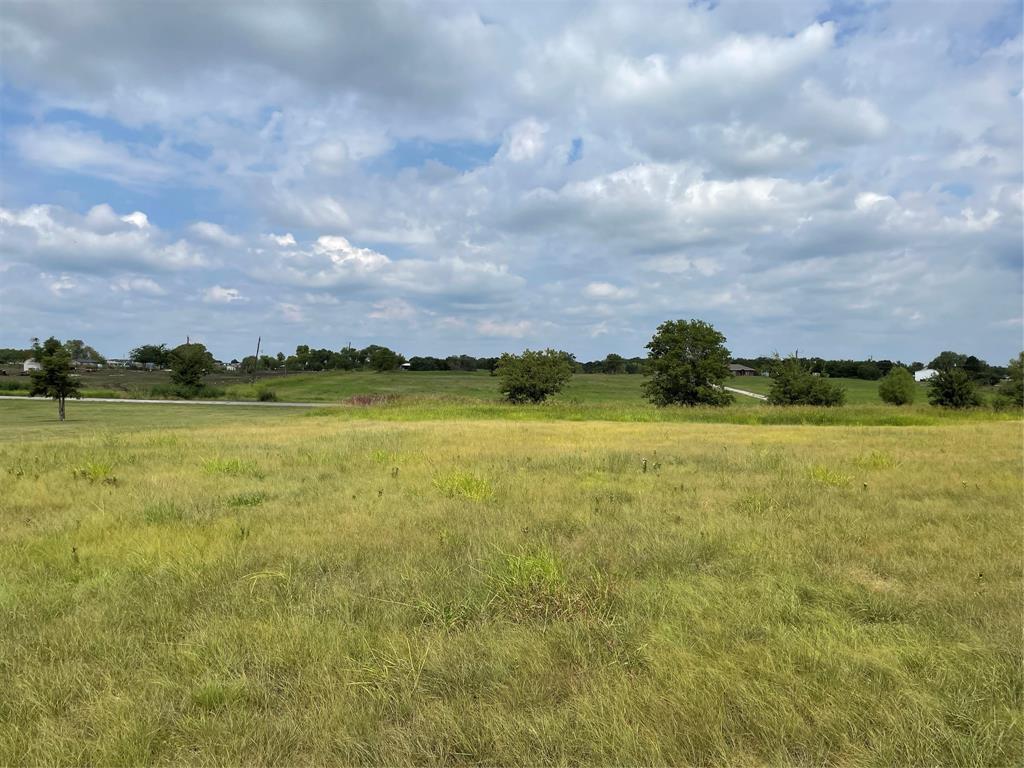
[0, 0, 1021, 363]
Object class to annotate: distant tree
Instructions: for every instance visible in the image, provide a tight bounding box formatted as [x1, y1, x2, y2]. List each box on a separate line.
[928, 351, 968, 371]
[603, 353, 626, 374]
[130, 343, 171, 367]
[495, 348, 574, 403]
[642, 319, 733, 407]
[29, 337, 81, 421]
[927, 367, 981, 409]
[856, 361, 882, 381]
[993, 352, 1023, 409]
[168, 342, 216, 393]
[878, 366, 916, 405]
[366, 346, 405, 372]
[63, 339, 106, 363]
[767, 355, 846, 406]
[0, 348, 33, 364]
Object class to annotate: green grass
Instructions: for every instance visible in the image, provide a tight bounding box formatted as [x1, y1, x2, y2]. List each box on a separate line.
[0, 399, 1021, 764]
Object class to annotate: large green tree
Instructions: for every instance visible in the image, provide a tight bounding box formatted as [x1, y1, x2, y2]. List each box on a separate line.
[928, 351, 968, 371]
[495, 349, 574, 403]
[642, 319, 733, 406]
[130, 343, 170, 367]
[28, 337, 81, 421]
[168, 342, 216, 393]
[63, 339, 106, 363]
[877, 366, 916, 405]
[927, 367, 981, 409]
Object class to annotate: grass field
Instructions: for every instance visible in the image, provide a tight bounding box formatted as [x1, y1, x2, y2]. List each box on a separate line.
[0, 366, 990, 412]
[1, 399, 1021, 764]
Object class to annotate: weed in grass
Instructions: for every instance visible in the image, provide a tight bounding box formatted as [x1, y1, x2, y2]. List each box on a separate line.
[486, 548, 617, 624]
[192, 679, 247, 711]
[201, 457, 264, 478]
[809, 464, 854, 487]
[433, 470, 493, 501]
[227, 490, 268, 507]
[72, 461, 117, 485]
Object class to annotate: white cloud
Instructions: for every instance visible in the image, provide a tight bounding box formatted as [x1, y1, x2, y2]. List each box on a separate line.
[583, 282, 636, 300]
[477, 319, 532, 338]
[0, 1, 1019, 362]
[189, 222, 243, 248]
[111, 276, 166, 295]
[202, 285, 247, 304]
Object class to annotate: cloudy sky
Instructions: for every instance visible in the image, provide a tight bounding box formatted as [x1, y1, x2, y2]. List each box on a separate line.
[1, 0, 1021, 363]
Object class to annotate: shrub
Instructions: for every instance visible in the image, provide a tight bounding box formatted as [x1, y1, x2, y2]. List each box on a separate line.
[642, 319, 733, 407]
[257, 388, 279, 402]
[878, 366, 916, 405]
[992, 352, 1023, 409]
[768, 356, 846, 406]
[928, 368, 981, 409]
[495, 349, 574, 404]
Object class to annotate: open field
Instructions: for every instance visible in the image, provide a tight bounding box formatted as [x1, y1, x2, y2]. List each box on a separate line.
[0, 366, 993, 410]
[1, 400, 1021, 764]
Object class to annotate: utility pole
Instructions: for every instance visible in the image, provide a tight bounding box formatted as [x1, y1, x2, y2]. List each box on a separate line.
[251, 335, 261, 383]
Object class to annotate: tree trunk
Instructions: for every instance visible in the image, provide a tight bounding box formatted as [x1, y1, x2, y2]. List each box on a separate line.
[58, 396, 65, 422]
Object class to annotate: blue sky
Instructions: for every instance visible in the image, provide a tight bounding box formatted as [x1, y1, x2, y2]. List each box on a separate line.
[0, 0, 1021, 363]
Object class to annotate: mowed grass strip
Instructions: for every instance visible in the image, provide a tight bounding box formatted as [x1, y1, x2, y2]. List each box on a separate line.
[0, 410, 1021, 764]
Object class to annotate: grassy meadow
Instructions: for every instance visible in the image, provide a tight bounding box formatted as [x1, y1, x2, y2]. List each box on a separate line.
[1, 398, 1021, 764]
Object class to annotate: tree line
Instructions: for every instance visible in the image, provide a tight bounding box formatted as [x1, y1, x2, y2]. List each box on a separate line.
[16, 324, 1024, 420]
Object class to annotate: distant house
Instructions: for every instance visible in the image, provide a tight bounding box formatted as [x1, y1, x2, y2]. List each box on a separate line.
[22, 358, 41, 373]
[728, 364, 759, 377]
[400, 362, 411, 370]
[73, 359, 102, 371]
[107, 359, 132, 368]
[914, 368, 938, 382]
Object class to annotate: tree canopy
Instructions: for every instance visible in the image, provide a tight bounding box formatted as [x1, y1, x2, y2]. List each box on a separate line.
[28, 337, 81, 421]
[642, 319, 733, 407]
[495, 349, 574, 403]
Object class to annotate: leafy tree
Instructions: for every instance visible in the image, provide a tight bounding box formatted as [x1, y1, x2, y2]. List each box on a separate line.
[856, 361, 882, 381]
[28, 337, 81, 421]
[878, 366, 916, 405]
[927, 367, 981, 409]
[928, 351, 968, 371]
[63, 339, 106, 363]
[642, 319, 733, 407]
[495, 348, 574, 403]
[367, 346, 405, 372]
[603, 353, 626, 374]
[767, 355, 846, 406]
[130, 343, 171, 367]
[168, 342, 216, 393]
[993, 352, 1023, 409]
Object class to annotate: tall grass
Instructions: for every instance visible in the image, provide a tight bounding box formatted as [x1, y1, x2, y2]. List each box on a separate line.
[0, 411, 1020, 764]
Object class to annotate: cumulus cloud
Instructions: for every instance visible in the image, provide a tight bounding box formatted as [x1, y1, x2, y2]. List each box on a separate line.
[477, 319, 532, 338]
[0, 204, 206, 273]
[0, 0, 1019, 361]
[202, 285, 247, 304]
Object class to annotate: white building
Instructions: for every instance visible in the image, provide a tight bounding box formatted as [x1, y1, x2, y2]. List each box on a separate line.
[22, 358, 42, 373]
[914, 368, 938, 382]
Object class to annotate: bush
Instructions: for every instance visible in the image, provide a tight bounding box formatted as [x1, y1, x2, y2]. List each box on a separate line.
[495, 349, 574, 404]
[768, 356, 846, 406]
[878, 366, 916, 405]
[257, 388, 279, 402]
[928, 368, 981, 409]
[642, 319, 733, 407]
[150, 384, 225, 400]
[992, 352, 1023, 409]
